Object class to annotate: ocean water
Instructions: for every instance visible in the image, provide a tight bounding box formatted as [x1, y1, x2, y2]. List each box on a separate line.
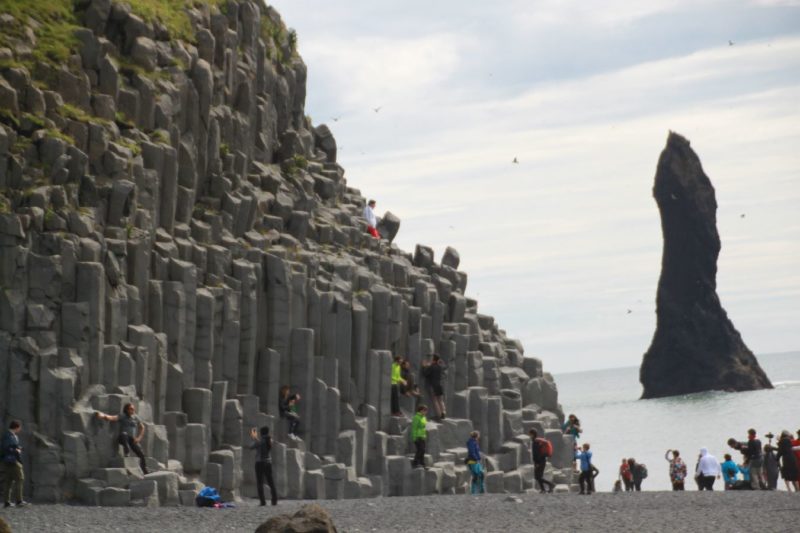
[555, 351, 800, 491]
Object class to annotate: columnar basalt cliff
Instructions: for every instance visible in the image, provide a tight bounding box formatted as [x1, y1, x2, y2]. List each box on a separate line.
[640, 132, 772, 399]
[0, 1, 573, 504]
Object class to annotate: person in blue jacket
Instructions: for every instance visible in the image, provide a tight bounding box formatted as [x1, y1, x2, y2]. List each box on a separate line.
[466, 431, 485, 494]
[575, 442, 594, 495]
[720, 453, 740, 489]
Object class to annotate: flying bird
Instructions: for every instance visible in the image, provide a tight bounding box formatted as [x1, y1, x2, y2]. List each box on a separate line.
[512, 157, 519, 164]
[740, 213, 746, 218]
[728, 40, 735, 46]
[331, 116, 340, 122]
[627, 309, 632, 314]
[373, 106, 382, 113]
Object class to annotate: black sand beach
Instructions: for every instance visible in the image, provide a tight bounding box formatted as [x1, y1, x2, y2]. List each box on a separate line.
[3, 491, 798, 532]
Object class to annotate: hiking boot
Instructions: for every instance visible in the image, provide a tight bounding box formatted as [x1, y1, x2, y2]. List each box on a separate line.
[16, 501, 29, 507]
[3, 502, 11, 508]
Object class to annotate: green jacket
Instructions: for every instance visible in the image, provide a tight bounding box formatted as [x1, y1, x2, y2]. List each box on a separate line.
[412, 412, 427, 441]
[391, 362, 403, 385]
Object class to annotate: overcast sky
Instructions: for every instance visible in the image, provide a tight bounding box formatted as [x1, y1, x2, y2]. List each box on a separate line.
[269, 0, 800, 374]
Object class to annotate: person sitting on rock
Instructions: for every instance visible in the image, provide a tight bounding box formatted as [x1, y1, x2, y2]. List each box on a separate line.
[362, 199, 380, 239]
[400, 359, 421, 399]
[95, 403, 148, 475]
[562, 414, 582, 440]
[391, 356, 406, 416]
[421, 355, 446, 420]
[529, 429, 555, 493]
[278, 386, 301, 439]
[1, 420, 28, 508]
[411, 405, 428, 469]
[249, 426, 278, 506]
[466, 431, 485, 494]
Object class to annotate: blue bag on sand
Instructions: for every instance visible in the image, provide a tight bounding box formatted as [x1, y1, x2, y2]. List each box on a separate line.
[196, 486, 222, 507]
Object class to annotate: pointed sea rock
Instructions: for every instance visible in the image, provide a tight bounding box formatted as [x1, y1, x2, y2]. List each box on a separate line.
[640, 132, 772, 399]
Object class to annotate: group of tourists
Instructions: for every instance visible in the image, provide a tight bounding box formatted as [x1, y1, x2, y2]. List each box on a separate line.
[391, 354, 447, 420]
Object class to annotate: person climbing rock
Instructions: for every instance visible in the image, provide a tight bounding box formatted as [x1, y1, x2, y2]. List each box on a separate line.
[529, 429, 555, 493]
[422, 355, 446, 420]
[391, 356, 406, 416]
[411, 405, 428, 469]
[95, 403, 148, 475]
[250, 426, 278, 506]
[279, 386, 301, 439]
[363, 199, 380, 239]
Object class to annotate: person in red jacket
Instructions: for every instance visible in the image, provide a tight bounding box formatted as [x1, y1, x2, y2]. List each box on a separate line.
[619, 457, 633, 491]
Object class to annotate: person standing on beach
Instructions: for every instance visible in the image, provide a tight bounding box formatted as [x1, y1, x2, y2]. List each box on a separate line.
[249, 426, 277, 506]
[619, 458, 633, 491]
[1, 420, 28, 508]
[664, 449, 687, 491]
[695, 447, 721, 491]
[763, 444, 779, 490]
[776, 430, 799, 492]
[575, 443, 593, 495]
[411, 405, 428, 469]
[727, 429, 765, 490]
[466, 431, 485, 494]
[95, 403, 148, 475]
[720, 453, 741, 490]
[363, 199, 380, 239]
[421, 355, 446, 420]
[628, 458, 647, 491]
[529, 429, 555, 493]
[391, 356, 406, 416]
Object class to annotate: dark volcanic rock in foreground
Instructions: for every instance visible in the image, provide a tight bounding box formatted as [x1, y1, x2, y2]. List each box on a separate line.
[640, 132, 772, 399]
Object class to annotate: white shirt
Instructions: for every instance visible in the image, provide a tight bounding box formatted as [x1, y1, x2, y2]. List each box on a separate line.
[363, 205, 377, 227]
[696, 448, 721, 477]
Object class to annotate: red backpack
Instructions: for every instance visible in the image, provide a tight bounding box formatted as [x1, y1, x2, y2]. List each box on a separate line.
[536, 438, 553, 458]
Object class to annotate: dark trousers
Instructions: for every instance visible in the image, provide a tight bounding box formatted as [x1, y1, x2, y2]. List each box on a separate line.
[579, 471, 592, 493]
[413, 438, 426, 467]
[285, 413, 300, 436]
[1, 461, 24, 504]
[633, 479, 642, 491]
[534, 461, 554, 492]
[623, 479, 633, 491]
[698, 475, 716, 490]
[672, 481, 685, 491]
[391, 385, 400, 414]
[255, 461, 277, 505]
[118, 434, 147, 474]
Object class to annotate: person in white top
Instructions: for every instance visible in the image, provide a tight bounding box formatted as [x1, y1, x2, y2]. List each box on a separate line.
[363, 199, 380, 239]
[695, 447, 721, 490]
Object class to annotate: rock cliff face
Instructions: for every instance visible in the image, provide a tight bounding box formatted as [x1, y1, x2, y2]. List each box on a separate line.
[0, 1, 572, 504]
[640, 132, 772, 399]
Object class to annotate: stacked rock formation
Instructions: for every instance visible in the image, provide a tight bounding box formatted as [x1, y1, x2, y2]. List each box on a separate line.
[640, 132, 772, 399]
[0, 0, 573, 505]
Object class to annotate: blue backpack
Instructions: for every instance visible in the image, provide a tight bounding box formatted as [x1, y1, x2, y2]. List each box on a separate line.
[195, 486, 221, 507]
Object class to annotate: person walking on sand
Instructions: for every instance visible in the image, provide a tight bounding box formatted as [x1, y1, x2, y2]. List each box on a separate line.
[466, 431, 485, 494]
[278, 386, 301, 439]
[391, 356, 406, 416]
[695, 447, 721, 491]
[1, 420, 28, 508]
[363, 199, 380, 239]
[529, 429, 555, 493]
[411, 405, 428, 469]
[422, 355, 446, 420]
[95, 403, 148, 475]
[665, 449, 687, 491]
[575, 443, 594, 495]
[249, 426, 277, 506]
[721, 453, 741, 490]
[776, 430, 799, 492]
[619, 458, 633, 491]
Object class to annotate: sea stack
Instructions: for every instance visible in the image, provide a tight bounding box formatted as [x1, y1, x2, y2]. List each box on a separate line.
[639, 132, 772, 399]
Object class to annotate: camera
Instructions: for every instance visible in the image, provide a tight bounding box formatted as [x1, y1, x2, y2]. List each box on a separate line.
[765, 432, 774, 439]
